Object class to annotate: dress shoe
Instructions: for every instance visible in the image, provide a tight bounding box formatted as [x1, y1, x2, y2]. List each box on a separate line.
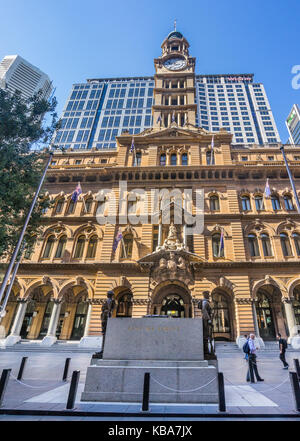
[257, 378, 264, 381]
[283, 366, 289, 369]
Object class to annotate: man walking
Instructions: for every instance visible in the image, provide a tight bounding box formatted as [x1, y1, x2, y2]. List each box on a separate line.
[246, 333, 264, 383]
[277, 333, 289, 369]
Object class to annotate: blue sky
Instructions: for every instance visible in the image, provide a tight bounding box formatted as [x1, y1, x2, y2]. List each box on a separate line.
[1, 0, 299, 141]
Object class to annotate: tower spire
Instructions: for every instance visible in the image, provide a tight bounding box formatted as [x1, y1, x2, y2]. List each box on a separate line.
[174, 19, 177, 31]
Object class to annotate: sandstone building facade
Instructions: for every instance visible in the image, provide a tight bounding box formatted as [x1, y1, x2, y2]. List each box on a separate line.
[1, 30, 300, 347]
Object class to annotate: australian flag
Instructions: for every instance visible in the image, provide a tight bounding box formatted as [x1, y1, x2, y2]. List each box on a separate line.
[264, 178, 271, 197]
[156, 114, 162, 124]
[113, 228, 123, 252]
[218, 228, 224, 257]
[130, 138, 135, 153]
[71, 182, 82, 203]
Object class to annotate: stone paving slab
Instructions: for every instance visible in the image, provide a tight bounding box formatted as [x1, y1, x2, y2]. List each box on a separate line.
[0, 347, 299, 418]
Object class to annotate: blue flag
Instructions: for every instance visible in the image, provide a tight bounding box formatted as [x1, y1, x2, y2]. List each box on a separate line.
[264, 178, 271, 197]
[130, 138, 135, 153]
[113, 228, 123, 252]
[71, 182, 82, 203]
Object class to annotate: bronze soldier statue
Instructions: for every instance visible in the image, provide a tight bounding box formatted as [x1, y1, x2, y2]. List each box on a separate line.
[92, 290, 115, 359]
[198, 291, 216, 359]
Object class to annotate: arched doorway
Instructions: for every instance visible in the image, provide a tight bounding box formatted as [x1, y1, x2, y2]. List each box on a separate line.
[211, 290, 234, 341]
[116, 291, 133, 317]
[151, 282, 192, 318]
[20, 286, 53, 340]
[292, 286, 300, 325]
[160, 294, 185, 317]
[55, 286, 89, 340]
[256, 288, 277, 340]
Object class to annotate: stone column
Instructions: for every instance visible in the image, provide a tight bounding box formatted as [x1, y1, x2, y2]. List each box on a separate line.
[158, 221, 162, 248]
[83, 301, 93, 337]
[251, 300, 260, 337]
[5, 299, 27, 346]
[41, 299, 62, 346]
[282, 298, 297, 341]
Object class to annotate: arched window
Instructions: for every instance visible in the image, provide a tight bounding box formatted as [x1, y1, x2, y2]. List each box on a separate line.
[206, 150, 214, 165]
[120, 234, 133, 259]
[161, 295, 185, 318]
[293, 233, 300, 256]
[160, 154, 166, 166]
[241, 195, 251, 211]
[67, 199, 76, 214]
[212, 233, 224, 258]
[284, 195, 294, 211]
[96, 200, 105, 217]
[42, 235, 55, 258]
[181, 153, 188, 165]
[55, 198, 64, 214]
[134, 151, 141, 166]
[271, 195, 281, 211]
[171, 153, 177, 166]
[248, 234, 260, 257]
[209, 195, 220, 211]
[261, 233, 273, 257]
[254, 195, 264, 210]
[84, 198, 93, 213]
[74, 235, 85, 259]
[55, 235, 67, 258]
[280, 233, 292, 256]
[86, 235, 97, 258]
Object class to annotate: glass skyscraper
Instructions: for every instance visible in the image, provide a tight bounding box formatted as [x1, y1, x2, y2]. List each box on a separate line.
[54, 73, 280, 151]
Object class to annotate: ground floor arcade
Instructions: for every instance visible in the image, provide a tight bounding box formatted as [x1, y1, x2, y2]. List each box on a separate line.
[1, 264, 300, 346]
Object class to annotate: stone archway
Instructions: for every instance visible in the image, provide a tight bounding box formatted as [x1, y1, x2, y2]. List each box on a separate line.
[20, 286, 53, 340]
[210, 288, 235, 341]
[255, 285, 285, 340]
[150, 281, 192, 318]
[58, 286, 89, 341]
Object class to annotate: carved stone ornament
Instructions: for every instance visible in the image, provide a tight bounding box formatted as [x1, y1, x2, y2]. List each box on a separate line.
[151, 251, 193, 286]
[156, 222, 185, 252]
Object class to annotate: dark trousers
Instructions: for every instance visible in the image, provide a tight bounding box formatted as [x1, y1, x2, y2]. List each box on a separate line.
[246, 354, 263, 382]
[279, 351, 289, 367]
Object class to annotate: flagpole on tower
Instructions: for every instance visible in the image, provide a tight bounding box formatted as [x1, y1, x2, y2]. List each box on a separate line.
[280, 144, 300, 213]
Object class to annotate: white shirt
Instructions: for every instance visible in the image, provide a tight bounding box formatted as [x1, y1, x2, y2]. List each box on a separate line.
[248, 338, 256, 354]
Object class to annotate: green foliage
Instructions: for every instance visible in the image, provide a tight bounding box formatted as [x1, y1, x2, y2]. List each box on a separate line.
[0, 88, 59, 258]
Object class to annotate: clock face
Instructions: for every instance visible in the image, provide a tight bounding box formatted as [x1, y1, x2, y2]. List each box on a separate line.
[163, 58, 187, 71]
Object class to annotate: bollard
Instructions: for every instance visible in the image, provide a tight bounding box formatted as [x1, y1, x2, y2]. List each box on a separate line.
[66, 370, 80, 410]
[0, 369, 11, 407]
[141, 372, 150, 412]
[218, 372, 226, 412]
[17, 357, 28, 381]
[289, 371, 300, 412]
[294, 359, 300, 382]
[62, 358, 71, 382]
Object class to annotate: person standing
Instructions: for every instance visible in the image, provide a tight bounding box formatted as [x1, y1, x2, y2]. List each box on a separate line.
[277, 333, 289, 369]
[246, 333, 264, 383]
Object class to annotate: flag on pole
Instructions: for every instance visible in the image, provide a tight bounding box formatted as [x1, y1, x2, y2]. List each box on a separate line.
[264, 178, 271, 198]
[113, 228, 123, 252]
[171, 111, 176, 123]
[71, 182, 82, 203]
[130, 137, 135, 153]
[218, 228, 224, 257]
[211, 135, 214, 151]
[156, 114, 162, 124]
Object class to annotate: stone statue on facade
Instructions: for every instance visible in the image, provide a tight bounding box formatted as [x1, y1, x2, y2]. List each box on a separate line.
[92, 290, 116, 359]
[198, 291, 216, 359]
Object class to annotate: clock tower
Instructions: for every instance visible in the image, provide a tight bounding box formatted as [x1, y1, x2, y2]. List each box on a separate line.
[153, 28, 197, 129]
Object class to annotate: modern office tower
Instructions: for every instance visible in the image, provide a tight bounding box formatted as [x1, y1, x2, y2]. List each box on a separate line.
[4, 29, 300, 350]
[53, 63, 280, 151]
[0, 54, 52, 100]
[286, 104, 300, 145]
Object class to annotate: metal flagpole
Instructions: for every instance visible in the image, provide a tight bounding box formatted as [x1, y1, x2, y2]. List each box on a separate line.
[0, 245, 25, 319]
[0, 150, 54, 304]
[280, 145, 300, 213]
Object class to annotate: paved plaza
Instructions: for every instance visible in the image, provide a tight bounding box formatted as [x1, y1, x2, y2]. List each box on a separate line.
[0, 342, 299, 420]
